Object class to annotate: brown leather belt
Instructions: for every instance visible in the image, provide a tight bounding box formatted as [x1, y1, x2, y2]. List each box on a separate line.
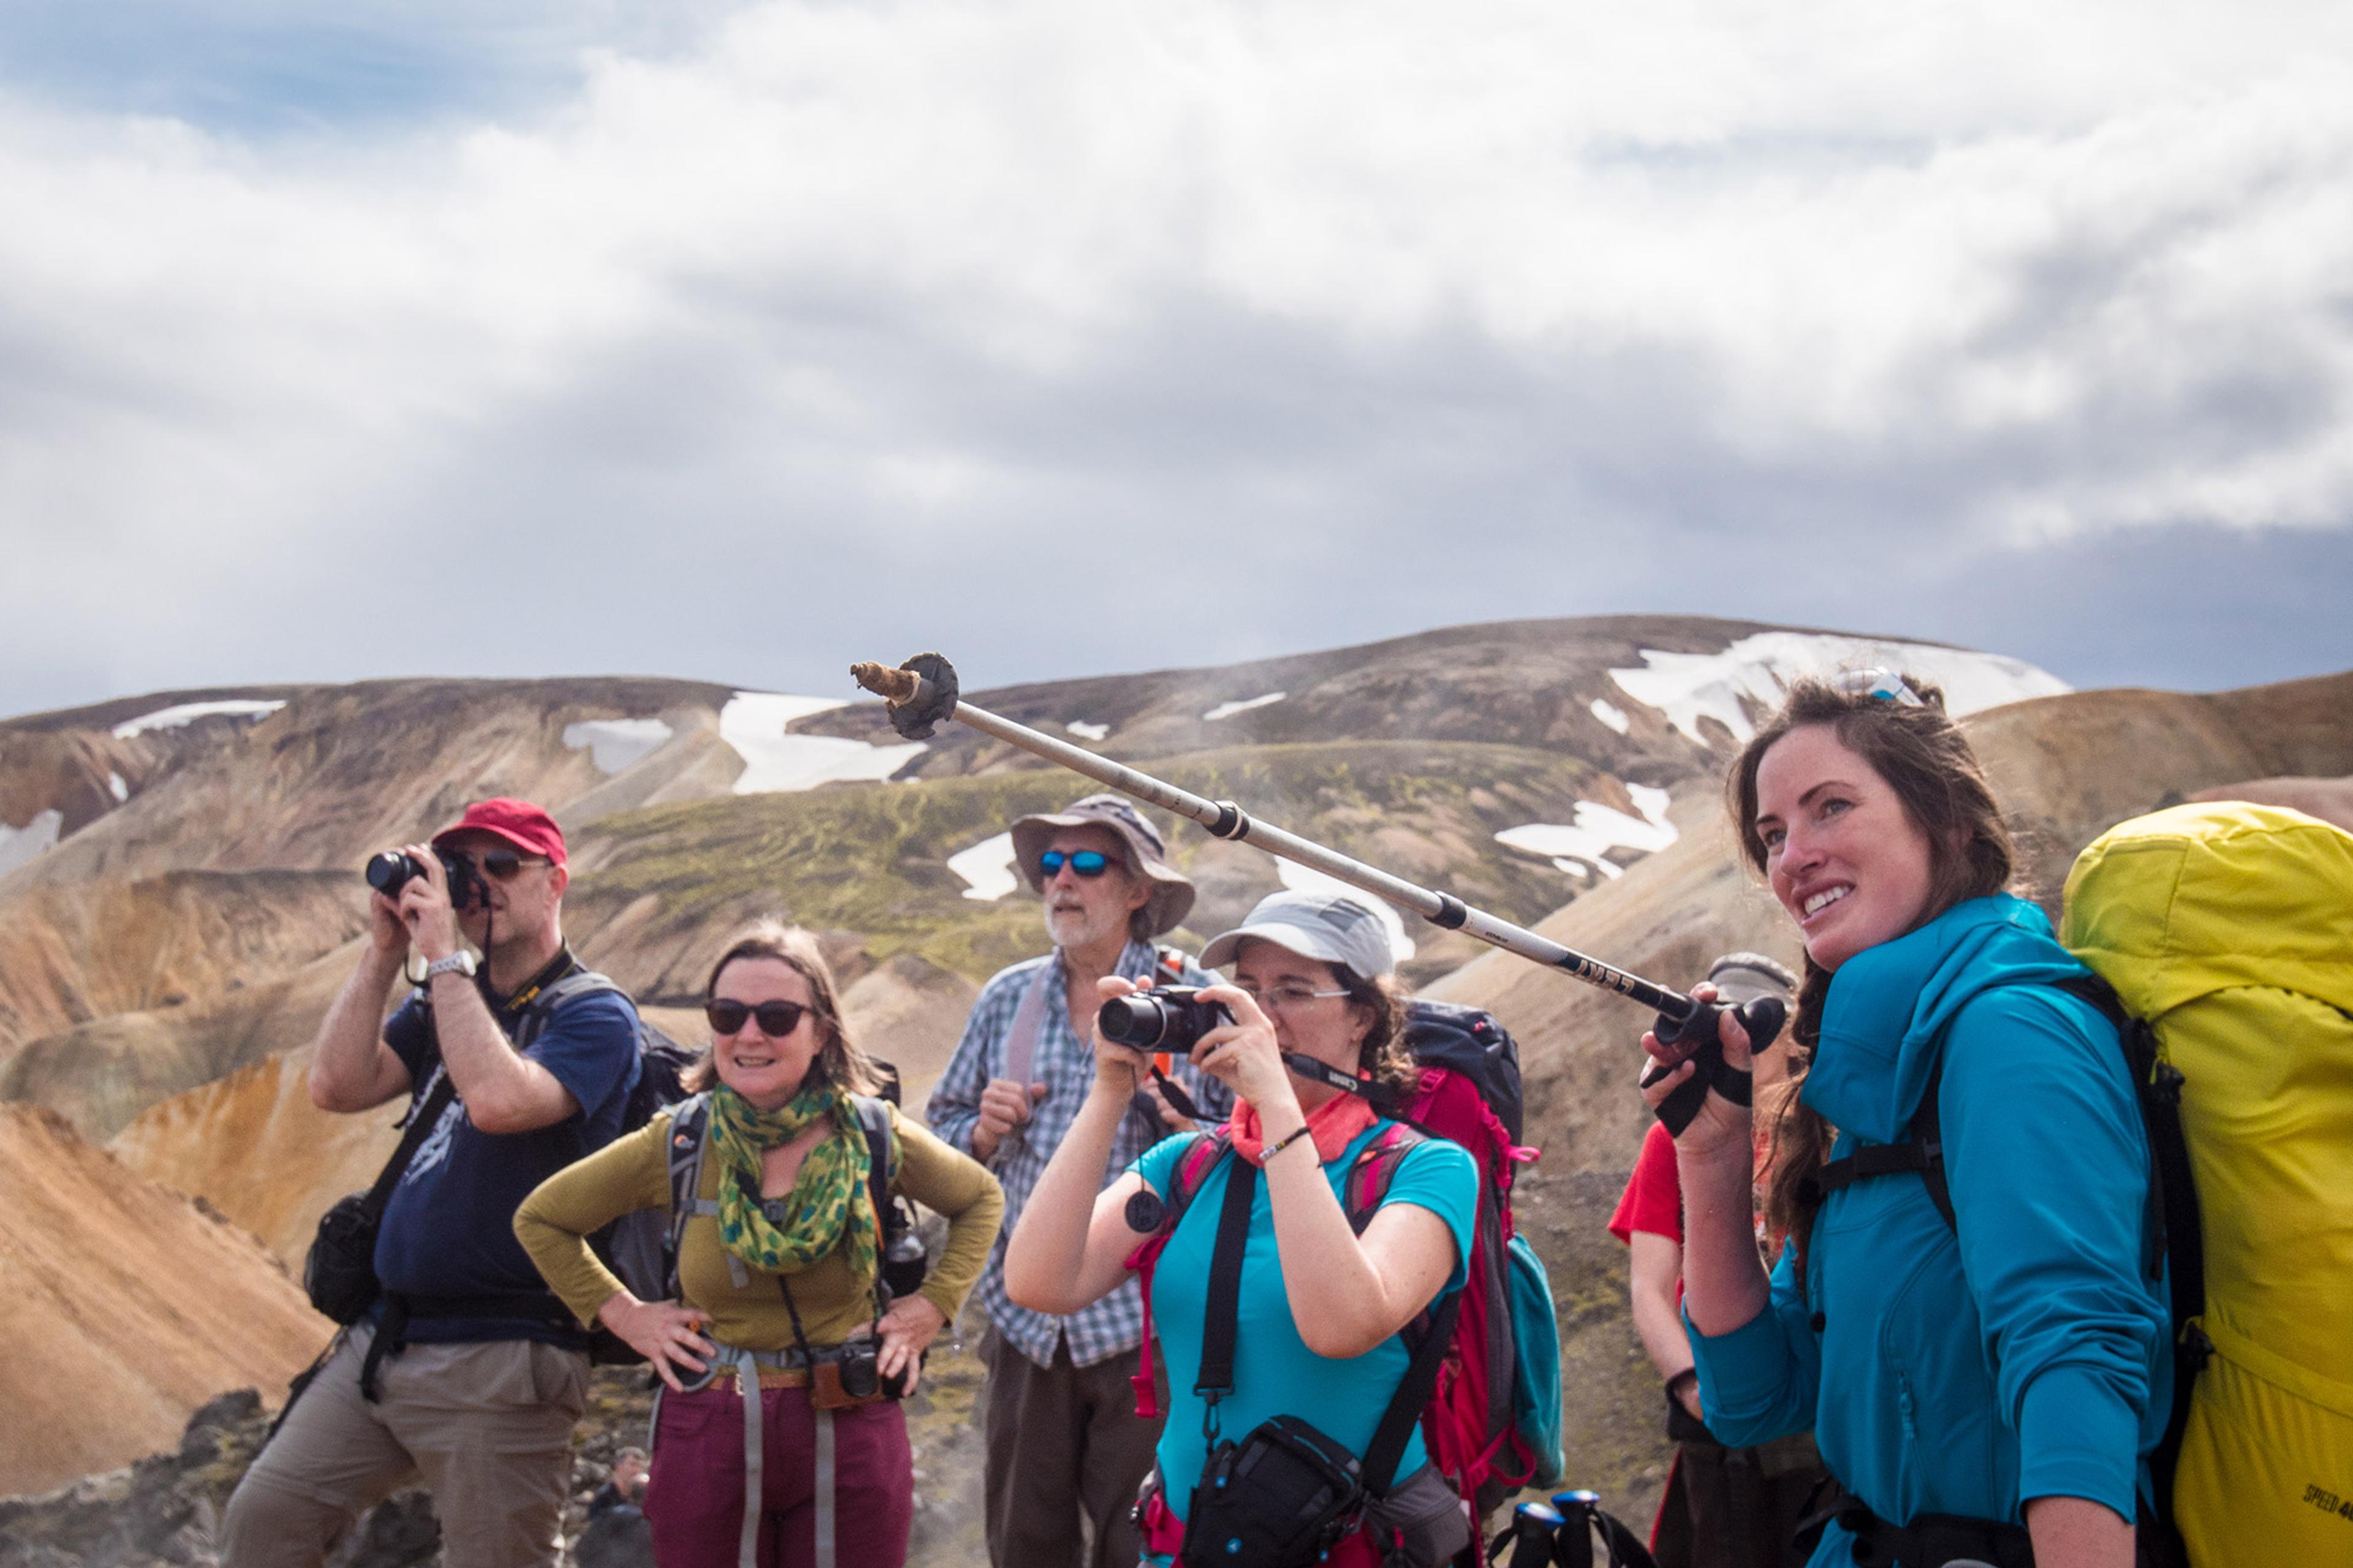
[699, 1362, 811, 1392]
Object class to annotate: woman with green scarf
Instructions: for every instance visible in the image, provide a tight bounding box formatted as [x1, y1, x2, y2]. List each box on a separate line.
[516, 921, 1003, 1568]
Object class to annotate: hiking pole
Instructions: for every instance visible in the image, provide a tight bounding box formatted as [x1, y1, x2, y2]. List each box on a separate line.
[848, 653, 1781, 1129]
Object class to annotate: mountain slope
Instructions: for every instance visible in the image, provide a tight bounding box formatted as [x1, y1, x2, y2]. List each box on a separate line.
[0, 1104, 330, 1496]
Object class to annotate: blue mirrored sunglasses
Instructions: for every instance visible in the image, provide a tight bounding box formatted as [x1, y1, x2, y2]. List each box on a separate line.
[1039, 849, 1112, 879]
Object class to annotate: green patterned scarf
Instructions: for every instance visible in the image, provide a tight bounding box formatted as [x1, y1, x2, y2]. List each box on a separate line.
[709, 1081, 879, 1284]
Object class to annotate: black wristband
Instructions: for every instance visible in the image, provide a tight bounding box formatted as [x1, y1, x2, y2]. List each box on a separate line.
[1665, 1368, 1698, 1401]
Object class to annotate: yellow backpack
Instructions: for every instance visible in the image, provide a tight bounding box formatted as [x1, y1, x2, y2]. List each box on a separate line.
[2063, 801, 2353, 1566]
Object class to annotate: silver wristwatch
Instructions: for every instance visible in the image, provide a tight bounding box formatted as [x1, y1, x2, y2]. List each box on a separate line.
[423, 950, 478, 981]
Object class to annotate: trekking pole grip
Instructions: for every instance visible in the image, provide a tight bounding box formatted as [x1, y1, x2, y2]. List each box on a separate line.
[1645, 995, 1786, 1137]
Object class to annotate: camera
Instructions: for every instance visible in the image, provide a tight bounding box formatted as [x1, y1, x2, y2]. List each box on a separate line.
[364, 847, 485, 908]
[827, 1340, 911, 1403]
[1098, 985, 1231, 1055]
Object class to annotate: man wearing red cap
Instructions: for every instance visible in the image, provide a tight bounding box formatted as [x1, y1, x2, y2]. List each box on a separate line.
[224, 799, 643, 1568]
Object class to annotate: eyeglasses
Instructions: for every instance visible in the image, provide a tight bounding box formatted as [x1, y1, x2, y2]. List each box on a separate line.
[1235, 982, 1352, 1012]
[1039, 849, 1112, 879]
[705, 998, 813, 1037]
[449, 849, 550, 881]
[1830, 668, 1925, 708]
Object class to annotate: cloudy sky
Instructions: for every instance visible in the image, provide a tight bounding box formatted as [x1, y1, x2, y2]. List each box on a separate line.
[2, 0, 2348, 720]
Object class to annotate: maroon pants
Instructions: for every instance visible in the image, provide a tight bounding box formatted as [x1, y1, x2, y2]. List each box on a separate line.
[643, 1384, 912, 1568]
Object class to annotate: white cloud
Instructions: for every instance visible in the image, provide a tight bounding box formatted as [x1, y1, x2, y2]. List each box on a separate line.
[1, 1, 2349, 714]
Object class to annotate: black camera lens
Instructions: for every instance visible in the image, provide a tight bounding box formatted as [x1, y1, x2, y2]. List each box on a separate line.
[838, 1348, 881, 1400]
[1098, 986, 1229, 1055]
[364, 850, 426, 896]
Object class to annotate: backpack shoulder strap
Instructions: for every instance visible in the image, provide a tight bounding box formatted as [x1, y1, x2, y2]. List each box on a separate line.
[515, 968, 628, 1049]
[1194, 1146, 1259, 1409]
[1806, 1055, 1957, 1232]
[1001, 960, 1053, 1087]
[850, 1093, 897, 1225]
[662, 1092, 714, 1295]
[1339, 1123, 1426, 1237]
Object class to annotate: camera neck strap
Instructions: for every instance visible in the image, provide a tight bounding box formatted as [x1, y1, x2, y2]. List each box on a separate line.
[1194, 1148, 1259, 1440]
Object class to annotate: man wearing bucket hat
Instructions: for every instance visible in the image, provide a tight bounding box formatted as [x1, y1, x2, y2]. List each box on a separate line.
[224, 798, 643, 1568]
[1608, 951, 1824, 1568]
[926, 792, 1230, 1568]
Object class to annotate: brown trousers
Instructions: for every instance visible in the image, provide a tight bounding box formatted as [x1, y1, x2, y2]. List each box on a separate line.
[979, 1327, 1165, 1568]
[221, 1321, 589, 1568]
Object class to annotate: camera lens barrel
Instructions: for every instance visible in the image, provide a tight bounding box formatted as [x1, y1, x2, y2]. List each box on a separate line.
[1097, 994, 1171, 1049]
[364, 850, 423, 895]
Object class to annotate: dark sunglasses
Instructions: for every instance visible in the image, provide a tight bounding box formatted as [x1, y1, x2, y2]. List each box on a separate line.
[449, 849, 549, 882]
[1039, 849, 1111, 879]
[705, 998, 813, 1037]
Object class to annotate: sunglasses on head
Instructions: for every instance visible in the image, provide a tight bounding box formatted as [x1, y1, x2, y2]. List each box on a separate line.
[706, 998, 813, 1037]
[1039, 849, 1112, 879]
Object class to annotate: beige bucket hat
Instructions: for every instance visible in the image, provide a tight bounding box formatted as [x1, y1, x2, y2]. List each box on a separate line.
[1009, 792, 1196, 939]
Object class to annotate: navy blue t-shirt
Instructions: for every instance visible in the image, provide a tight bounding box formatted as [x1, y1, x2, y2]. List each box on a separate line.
[375, 969, 640, 1346]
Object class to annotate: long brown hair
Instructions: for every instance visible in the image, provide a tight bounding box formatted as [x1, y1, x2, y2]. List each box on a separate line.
[1728, 676, 2015, 1266]
[684, 920, 884, 1097]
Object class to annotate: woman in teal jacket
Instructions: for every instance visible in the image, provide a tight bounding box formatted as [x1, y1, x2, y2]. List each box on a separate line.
[1642, 673, 2169, 1568]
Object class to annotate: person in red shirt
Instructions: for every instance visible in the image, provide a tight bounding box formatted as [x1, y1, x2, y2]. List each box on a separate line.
[1608, 952, 1824, 1568]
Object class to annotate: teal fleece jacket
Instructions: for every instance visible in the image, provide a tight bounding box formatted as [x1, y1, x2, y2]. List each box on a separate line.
[1687, 895, 2170, 1561]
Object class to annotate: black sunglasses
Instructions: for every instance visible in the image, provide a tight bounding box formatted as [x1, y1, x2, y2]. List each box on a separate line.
[1039, 849, 1111, 879]
[706, 998, 813, 1037]
[449, 849, 549, 882]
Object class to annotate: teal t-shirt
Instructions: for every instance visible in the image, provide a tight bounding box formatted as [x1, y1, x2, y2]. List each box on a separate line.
[1131, 1123, 1479, 1539]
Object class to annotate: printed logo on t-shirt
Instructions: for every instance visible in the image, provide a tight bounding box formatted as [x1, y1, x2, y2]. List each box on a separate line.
[400, 1065, 465, 1187]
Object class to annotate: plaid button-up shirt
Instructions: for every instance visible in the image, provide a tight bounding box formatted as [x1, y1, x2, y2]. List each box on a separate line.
[925, 939, 1232, 1368]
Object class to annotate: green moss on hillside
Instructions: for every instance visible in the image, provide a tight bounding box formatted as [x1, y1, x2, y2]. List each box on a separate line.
[568, 740, 1609, 990]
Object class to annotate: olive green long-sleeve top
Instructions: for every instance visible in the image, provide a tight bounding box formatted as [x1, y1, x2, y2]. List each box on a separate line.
[514, 1101, 1003, 1350]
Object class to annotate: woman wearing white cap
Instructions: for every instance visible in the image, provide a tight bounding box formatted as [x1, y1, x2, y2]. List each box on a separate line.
[1005, 889, 1479, 1567]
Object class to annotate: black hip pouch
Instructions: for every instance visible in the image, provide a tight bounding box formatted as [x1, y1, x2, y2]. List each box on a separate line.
[304, 1191, 383, 1325]
[1180, 1415, 1364, 1568]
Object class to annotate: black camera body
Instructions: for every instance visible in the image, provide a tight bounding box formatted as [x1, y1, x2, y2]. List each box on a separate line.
[364, 847, 485, 909]
[1097, 985, 1230, 1055]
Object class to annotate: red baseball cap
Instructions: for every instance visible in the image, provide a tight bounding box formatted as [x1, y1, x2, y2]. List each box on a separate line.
[431, 798, 567, 867]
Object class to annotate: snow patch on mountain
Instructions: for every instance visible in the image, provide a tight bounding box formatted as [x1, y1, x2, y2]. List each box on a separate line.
[1496, 784, 1678, 881]
[721, 692, 926, 794]
[563, 718, 673, 775]
[0, 809, 63, 875]
[1590, 699, 1631, 735]
[1273, 858, 1416, 963]
[1065, 721, 1110, 741]
[111, 700, 286, 740]
[1610, 633, 2069, 745]
[1204, 692, 1285, 722]
[108, 772, 129, 803]
[947, 832, 1021, 902]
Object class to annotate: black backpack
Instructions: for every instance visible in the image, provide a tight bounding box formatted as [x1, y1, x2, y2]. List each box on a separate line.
[514, 969, 699, 1314]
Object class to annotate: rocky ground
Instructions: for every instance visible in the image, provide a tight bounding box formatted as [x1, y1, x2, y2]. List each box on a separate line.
[0, 1342, 993, 1568]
